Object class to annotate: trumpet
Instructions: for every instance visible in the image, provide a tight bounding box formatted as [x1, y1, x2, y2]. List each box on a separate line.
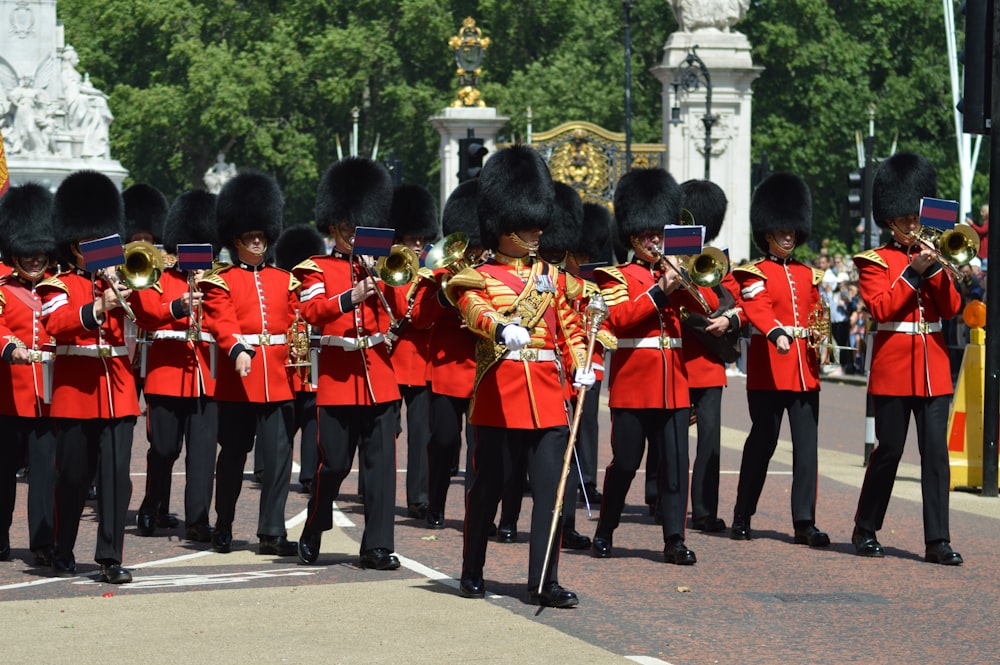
[286, 309, 312, 368]
[907, 224, 980, 280]
[103, 240, 165, 321]
[650, 246, 728, 314]
[376, 244, 420, 287]
[186, 271, 203, 341]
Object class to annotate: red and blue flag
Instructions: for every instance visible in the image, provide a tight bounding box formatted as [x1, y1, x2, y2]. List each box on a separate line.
[80, 234, 125, 272]
[352, 226, 395, 257]
[919, 197, 959, 232]
[177, 243, 215, 270]
[662, 225, 704, 256]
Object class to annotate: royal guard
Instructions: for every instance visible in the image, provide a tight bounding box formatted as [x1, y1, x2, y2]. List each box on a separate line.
[449, 145, 592, 608]
[729, 172, 830, 548]
[130, 190, 219, 542]
[295, 158, 402, 571]
[0, 183, 58, 565]
[37, 170, 141, 584]
[199, 171, 299, 557]
[589, 168, 700, 566]
[386, 184, 438, 520]
[851, 152, 964, 565]
[410, 180, 485, 530]
[274, 223, 328, 496]
[678, 179, 743, 533]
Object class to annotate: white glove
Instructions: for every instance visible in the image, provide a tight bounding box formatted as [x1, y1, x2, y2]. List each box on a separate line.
[573, 367, 597, 389]
[500, 324, 531, 351]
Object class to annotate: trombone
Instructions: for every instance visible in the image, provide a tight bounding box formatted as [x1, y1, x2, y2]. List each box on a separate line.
[649, 246, 728, 314]
[103, 240, 165, 321]
[907, 223, 980, 281]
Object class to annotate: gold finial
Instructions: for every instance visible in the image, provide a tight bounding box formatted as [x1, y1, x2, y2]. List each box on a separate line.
[449, 17, 490, 108]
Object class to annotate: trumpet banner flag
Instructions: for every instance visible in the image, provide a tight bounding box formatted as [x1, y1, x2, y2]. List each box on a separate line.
[0, 128, 9, 198]
[919, 197, 959, 232]
[177, 243, 215, 270]
[352, 226, 395, 257]
[80, 234, 126, 272]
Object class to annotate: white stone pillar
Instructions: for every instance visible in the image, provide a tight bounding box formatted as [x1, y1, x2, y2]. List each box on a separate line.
[652, 31, 762, 264]
[429, 106, 509, 215]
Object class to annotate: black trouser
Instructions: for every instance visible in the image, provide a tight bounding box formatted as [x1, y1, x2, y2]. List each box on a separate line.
[214, 401, 294, 538]
[400, 384, 429, 508]
[575, 379, 602, 489]
[598, 407, 690, 542]
[831, 320, 852, 366]
[294, 392, 318, 485]
[855, 394, 951, 543]
[690, 386, 723, 522]
[463, 425, 567, 589]
[0, 415, 57, 551]
[53, 417, 135, 564]
[307, 402, 399, 553]
[734, 390, 819, 526]
[141, 395, 217, 528]
[427, 391, 470, 516]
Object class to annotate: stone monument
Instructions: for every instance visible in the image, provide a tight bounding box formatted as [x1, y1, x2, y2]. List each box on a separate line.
[653, 1, 760, 262]
[0, 0, 127, 191]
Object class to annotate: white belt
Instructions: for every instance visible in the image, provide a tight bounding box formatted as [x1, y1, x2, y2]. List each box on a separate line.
[502, 348, 557, 362]
[241, 333, 286, 346]
[751, 326, 810, 339]
[56, 344, 129, 358]
[319, 333, 385, 351]
[617, 336, 683, 350]
[877, 321, 942, 335]
[152, 330, 216, 343]
[28, 350, 55, 363]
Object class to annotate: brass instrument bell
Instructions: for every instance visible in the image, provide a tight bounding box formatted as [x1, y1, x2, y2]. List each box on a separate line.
[376, 245, 420, 287]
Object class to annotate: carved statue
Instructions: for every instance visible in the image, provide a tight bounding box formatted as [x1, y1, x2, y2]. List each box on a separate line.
[204, 153, 237, 194]
[671, 0, 750, 33]
[61, 45, 113, 158]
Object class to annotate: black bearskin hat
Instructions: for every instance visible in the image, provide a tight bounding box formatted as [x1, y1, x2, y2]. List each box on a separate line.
[0, 183, 55, 259]
[52, 170, 125, 262]
[680, 179, 728, 243]
[872, 151, 937, 229]
[216, 170, 284, 253]
[122, 183, 169, 243]
[315, 157, 393, 233]
[750, 172, 812, 252]
[477, 145, 553, 251]
[613, 168, 683, 247]
[163, 190, 220, 255]
[539, 182, 583, 259]
[275, 224, 327, 272]
[441, 180, 482, 249]
[390, 184, 439, 242]
[578, 202, 613, 263]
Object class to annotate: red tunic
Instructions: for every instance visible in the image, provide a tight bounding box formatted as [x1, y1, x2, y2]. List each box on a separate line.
[0, 274, 53, 417]
[37, 270, 141, 419]
[596, 261, 697, 410]
[855, 244, 960, 397]
[387, 277, 431, 387]
[200, 263, 297, 404]
[733, 256, 821, 392]
[131, 267, 216, 399]
[410, 270, 477, 399]
[293, 253, 400, 406]
[681, 283, 728, 390]
[453, 258, 587, 429]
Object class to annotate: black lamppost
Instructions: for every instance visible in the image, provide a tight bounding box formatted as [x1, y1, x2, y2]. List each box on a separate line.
[669, 45, 716, 180]
[623, 1, 635, 171]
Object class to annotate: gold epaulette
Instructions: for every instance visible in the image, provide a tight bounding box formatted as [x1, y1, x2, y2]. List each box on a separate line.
[596, 265, 628, 306]
[293, 258, 322, 274]
[564, 271, 583, 301]
[582, 278, 600, 297]
[199, 271, 230, 292]
[443, 266, 485, 303]
[417, 267, 435, 281]
[853, 248, 888, 269]
[811, 267, 825, 286]
[201, 262, 231, 280]
[37, 275, 68, 293]
[733, 258, 766, 280]
[287, 273, 301, 292]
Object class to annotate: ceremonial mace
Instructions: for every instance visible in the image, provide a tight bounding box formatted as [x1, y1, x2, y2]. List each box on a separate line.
[538, 292, 609, 588]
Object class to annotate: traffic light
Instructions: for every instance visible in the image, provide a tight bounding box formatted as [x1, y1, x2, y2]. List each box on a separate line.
[847, 168, 864, 219]
[958, 0, 993, 135]
[457, 137, 488, 182]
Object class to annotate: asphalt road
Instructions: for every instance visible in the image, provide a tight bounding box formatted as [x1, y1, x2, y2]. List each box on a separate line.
[2, 374, 998, 664]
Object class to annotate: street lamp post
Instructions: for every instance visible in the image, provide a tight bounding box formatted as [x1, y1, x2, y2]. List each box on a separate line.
[669, 45, 716, 180]
[623, 1, 635, 171]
